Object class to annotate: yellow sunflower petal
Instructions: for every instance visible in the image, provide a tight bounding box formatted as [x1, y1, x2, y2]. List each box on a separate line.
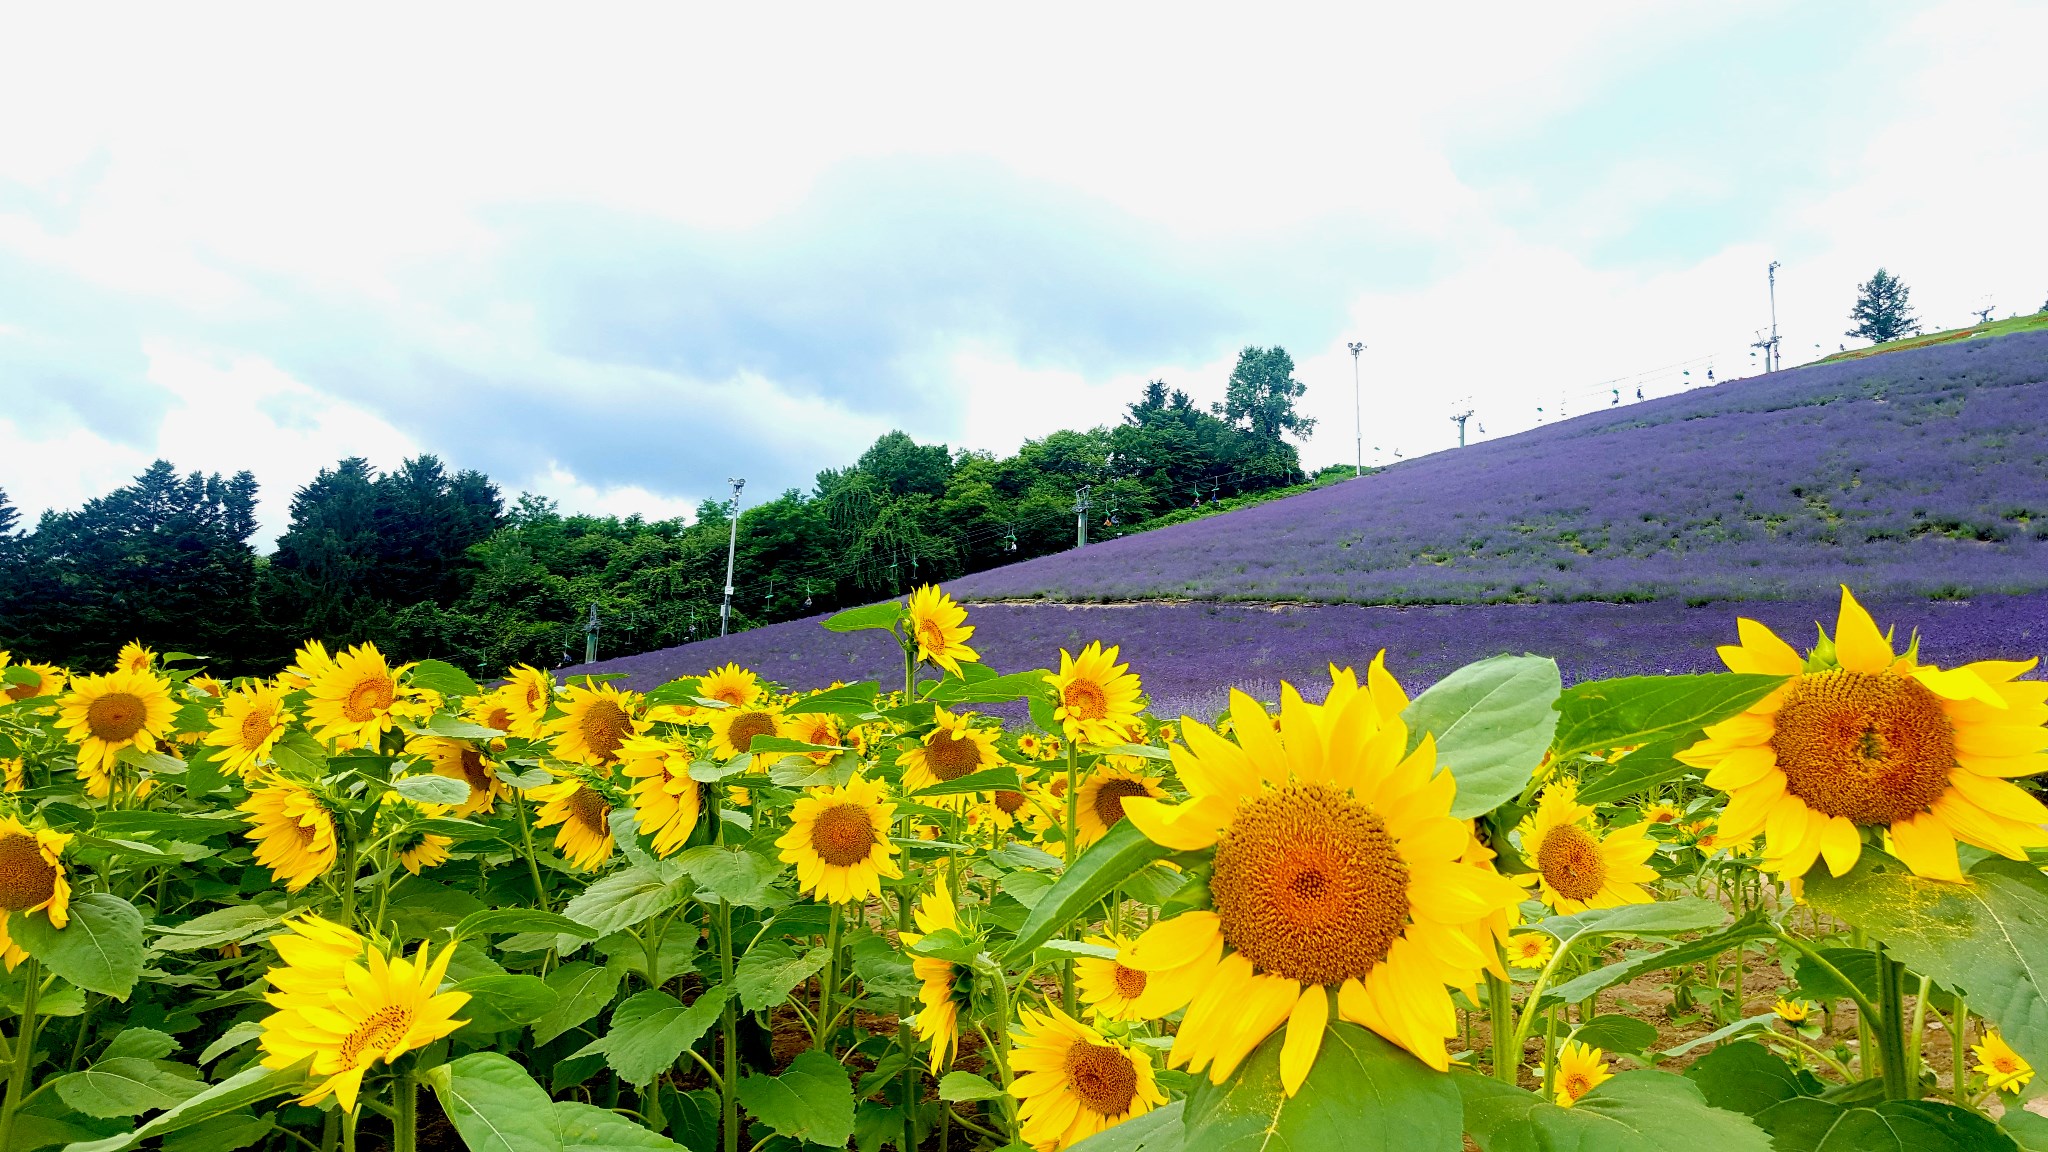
[1279, 986, 1330, 1097]
[1889, 812, 1963, 882]
[1831, 587, 1893, 674]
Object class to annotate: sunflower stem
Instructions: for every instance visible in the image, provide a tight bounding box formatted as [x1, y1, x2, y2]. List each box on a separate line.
[1951, 997, 1970, 1108]
[815, 905, 841, 1051]
[985, 970, 1020, 1140]
[1875, 948, 1911, 1100]
[1485, 968, 1516, 1084]
[1061, 742, 1079, 1015]
[0, 959, 42, 1152]
[514, 792, 551, 912]
[1905, 973, 1930, 1101]
[393, 1065, 417, 1152]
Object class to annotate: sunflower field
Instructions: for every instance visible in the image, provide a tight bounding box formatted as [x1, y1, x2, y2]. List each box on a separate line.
[0, 584, 2045, 1152]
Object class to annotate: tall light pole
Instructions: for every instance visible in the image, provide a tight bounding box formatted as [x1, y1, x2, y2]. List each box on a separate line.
[1346, 341, 1365, 477]
[1767, 261, 1781, 373]
[720, 477, 745, 637]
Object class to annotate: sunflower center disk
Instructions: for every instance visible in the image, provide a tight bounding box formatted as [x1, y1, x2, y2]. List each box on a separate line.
[344, 676, 394, 723]
[918, 620, 949, 653]
[85, 692, 147, 742]
[1092, 779, 1150, 830]
[239, 708, 275, 750]
[923, 732, 984, 781]
[567, 786, 611, 833]
[457, 746, 492, 791]
[0, 833, 57, 911]
[1210, 783, 1410, 987]
[485, 707, 511, 732]
[811, 803, 877, 866]
[1065, 1040, 1139, 1115]
[1112, 963, 1148, 1000]
[339, 1004, 416, 1066]
[725, 711, 778, 754]
[994, 790, 1026, 814]
[1063, 680, 1109, 721]
[579, 701, 633, 760]
[1770, 670, 1957, 825]
[1537, 825, 1607, 901]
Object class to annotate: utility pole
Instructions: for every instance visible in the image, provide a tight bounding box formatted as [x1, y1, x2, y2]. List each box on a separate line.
[1347, 341, 1365, 477]
[583, 602, 600, 664]
[1973, 301, 1995, 325]
[1449, 405, 1475, 447]
[1074, 485, 1091, 548]
[1767, 261, 1781, 372]
[1750, 329, 1774, 374]
[720, 477, 745, 637]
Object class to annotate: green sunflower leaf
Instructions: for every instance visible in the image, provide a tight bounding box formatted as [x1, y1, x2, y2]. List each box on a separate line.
[1803, 852, 2048, 1079]
[1551, 673, 1787, 760]
[427, 1051, 566, 1152]
[735, 1049, 856, 1148]
[1005, 820, 1172, 963]
[823, 600, 906, 634]
[13, 892, 147, 999]
[1457, 1068, 1772, 1151]
[1186, 1022, 1462, 1152]
[1401, 653, 1562, 820]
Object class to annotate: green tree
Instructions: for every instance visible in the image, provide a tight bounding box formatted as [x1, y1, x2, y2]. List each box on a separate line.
[1, 462, 262, 670]
[1219, 346, 1317, 443]
[1846, 268, 1921, 344]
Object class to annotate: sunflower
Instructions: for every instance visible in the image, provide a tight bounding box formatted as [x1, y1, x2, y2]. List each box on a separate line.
[1681, 588, 2048, 881]
[1974, 1030, 2034, 1094]
[208, 682, 295, 777]
[258, 936, 470, 1112]
[1045, 643, 1144, 747]
[56, 667, 176, 787]
[1, 759, 22, 792]
[784, 712, 843, 764]
[548, 681, 644, 766]
[500, 664, 554, 738]
[900, 875, 967, 1066]
[1505, 933, 1555, 970]
[395, 828, 453, 874]
[1120, 681, 1526, 1093]
[0, 816, 72, 971]
[1074, 933, 1204, 1023]
[407, 735, 505, 817]
[279, 639, 337, 690]
[967, 771, 1055, 837]
[306, 644, 407, 746]
[621, 736, 702, 857]
[241, 778, 340, 892]
[116, 640, 157, 674]
[263, 914, 368, 1007]
[1642, 799, 1684, 826]
[708, 703, 783, 765]
[906, 585, 978, 677]
[1074, 763, 1167, 848]
[0, 653, 67, 703]
[466, 689, 518, 739]
[1552, 1040, 1613, 1107]
[900, 708, 1003, 792]
[775, 773, 902, 904]
[1773, 997, 1816, 1024]
[699, 663, 762, 710]
[1516, 781, 1658, 914]
[1017, 733, 1043, 760]
[188, 675, 226, 699]
[530, 777, 617, 871]
[1009, 1005, 1166, 1152]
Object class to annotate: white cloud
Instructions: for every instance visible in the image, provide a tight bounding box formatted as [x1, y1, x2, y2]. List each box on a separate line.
[2, 0, 2044, 541]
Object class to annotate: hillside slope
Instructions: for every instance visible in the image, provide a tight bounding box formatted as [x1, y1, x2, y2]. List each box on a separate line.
[949, 330, 2048, 605]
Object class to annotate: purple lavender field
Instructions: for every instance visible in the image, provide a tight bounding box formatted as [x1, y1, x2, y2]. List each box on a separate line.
[577, 331, 2048, 709]
[951, 330, 2048, 604]
[575, 593, 2048, 717]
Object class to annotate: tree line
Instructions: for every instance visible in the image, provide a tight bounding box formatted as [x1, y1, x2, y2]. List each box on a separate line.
[0, 347, 1331, 677]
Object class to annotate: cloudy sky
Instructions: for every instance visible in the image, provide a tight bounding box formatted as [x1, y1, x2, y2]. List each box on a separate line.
[5, 2, 2045, 546]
